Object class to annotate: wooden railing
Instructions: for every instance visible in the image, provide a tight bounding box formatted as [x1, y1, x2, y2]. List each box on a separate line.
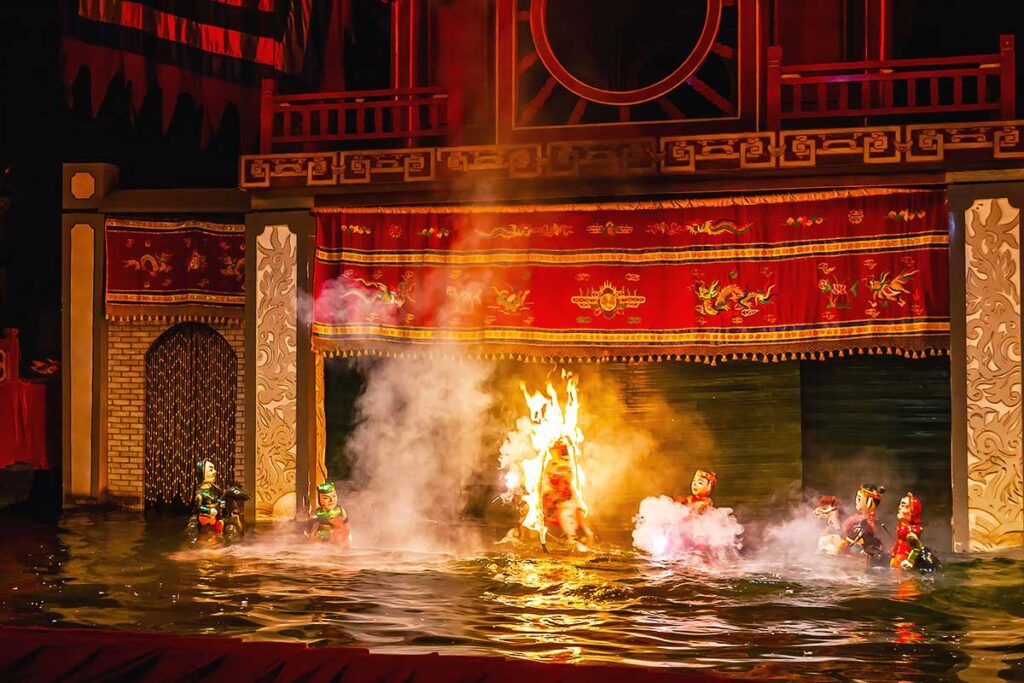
[766, 35, 1015, 130]
[259, 80, 448, 153]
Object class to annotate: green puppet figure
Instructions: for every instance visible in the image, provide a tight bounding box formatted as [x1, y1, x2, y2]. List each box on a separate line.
[308, 482, 350, 548]
[193, 459, 223, 533]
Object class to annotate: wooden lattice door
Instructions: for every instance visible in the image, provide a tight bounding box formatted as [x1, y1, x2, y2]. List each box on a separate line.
[144, 323, 237, 509]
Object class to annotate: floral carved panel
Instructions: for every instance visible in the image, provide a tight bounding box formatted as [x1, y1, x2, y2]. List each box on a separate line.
[965, 198, 1024, 550]
[255, 225, 298, 520]
[314, 352, 327, 488]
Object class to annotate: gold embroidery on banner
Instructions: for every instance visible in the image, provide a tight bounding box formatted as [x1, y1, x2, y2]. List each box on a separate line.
[695, 281, 777, 317]
[339, 273, 416, 309]
[106, 292, 243, 305]
[220, 255, 245, 281]
[571, 282, 646, 319]
[124, 253, 173, 276]
[586, 221, 634, 236]
[312, 320, 949, 344]
[186, 249, 207, 272]
[647, 220, 754, 236]
[475, 223, 573, 239]
[317, 233, 950, 266]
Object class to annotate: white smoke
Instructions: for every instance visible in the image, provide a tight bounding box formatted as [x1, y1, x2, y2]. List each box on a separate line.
[631, 495, 744, 563]
[496, 415, 536, 501]
[338, 355, 496, 553]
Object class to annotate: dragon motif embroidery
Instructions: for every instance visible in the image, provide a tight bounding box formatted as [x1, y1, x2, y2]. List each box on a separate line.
[695, 280, 777, 317]
[187, 249, 207, 272]
[340, 274, 416, 308]
[685, 219, 754, 236]
[475, 223, 572, 239]
[124, 253, 173, 276]
[220, 255, 245, 281]
[446, 283, 484, 314]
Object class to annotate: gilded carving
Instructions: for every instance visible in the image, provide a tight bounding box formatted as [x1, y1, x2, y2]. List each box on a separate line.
[964, 198, 1024, 550]
[546, 139, 658, 176]
[240, 153, 337, 188]
[438, 145, 542, 178]
[661, 133, 776, 173]
[240, 122, 1024, 189]
[255, 226, 298, 521]
[779, 127, 901, 167]
[314, 352, 326, 489]
[339, 150, 434, 183]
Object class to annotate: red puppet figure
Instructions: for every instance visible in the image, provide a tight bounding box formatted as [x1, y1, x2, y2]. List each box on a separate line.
[540, 439, 592, 549]
[839, 484, 884, 558]
[676, 469, 717, 515]
[891, 492, 923, 571]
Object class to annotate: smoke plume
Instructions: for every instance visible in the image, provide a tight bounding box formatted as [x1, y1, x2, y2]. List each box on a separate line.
[631, 495, 744, 562]
[339, 355, 496, 553]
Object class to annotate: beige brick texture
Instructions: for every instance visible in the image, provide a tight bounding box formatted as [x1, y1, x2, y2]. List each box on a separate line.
[105, 320, 246, 508]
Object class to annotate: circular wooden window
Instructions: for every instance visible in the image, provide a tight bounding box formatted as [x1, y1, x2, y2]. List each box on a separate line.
[529, 0, 723, 106]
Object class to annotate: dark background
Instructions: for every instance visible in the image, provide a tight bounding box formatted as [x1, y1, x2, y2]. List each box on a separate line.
[325, 356, 951, 547]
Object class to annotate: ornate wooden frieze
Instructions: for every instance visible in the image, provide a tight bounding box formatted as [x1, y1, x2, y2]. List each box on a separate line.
[239, 153, 337, 189]
[907, 122, 1024, 162]
[254, 225, 299, 521]
[777, 127, 902, 167]
[964, 198, 1024, 551]
[437, 145, 542, 179]
[546, 139, 658, 176]
[661, 132, 774, 173]
[339, 149, 435, 184]
[239, 121, 1024, 189]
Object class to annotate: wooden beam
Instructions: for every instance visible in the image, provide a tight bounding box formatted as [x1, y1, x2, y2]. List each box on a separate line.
[102, 189, 251, 214]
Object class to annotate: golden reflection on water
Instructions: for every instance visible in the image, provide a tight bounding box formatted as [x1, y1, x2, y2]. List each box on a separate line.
[481, 559, 612, 662]
[2, 513, 1023, 681]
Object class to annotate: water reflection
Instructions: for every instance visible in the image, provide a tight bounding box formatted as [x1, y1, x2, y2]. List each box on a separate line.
[0, 510, 1021, 681]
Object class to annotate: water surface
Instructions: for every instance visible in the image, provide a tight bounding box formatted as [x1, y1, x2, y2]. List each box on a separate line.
[1, 511, 1021, 682]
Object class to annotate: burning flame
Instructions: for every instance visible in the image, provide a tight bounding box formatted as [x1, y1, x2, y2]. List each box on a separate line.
[504, 370, 588, 546]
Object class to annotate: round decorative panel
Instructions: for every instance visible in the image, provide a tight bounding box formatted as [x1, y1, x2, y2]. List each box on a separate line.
[530, 0, 723, 106]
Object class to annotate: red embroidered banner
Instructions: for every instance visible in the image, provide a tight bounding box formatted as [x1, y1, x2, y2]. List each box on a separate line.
[105, 218, 246, 319]
[312, 189, 949, 360]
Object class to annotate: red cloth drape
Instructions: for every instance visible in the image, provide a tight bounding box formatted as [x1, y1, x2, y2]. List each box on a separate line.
[105, 218, 246, 319]
[312, 189, 950, 360]
[0, 381, 49, 470]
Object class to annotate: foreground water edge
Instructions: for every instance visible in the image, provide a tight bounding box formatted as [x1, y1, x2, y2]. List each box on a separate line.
[0, 510, 1021, 682]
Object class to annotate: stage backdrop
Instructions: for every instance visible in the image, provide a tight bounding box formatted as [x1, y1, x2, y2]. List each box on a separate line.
[105, 218, 246, 321]
[312, 189, 950, 362]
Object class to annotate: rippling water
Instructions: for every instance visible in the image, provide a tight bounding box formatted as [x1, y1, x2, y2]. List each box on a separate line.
[1, 511, 1021, 681]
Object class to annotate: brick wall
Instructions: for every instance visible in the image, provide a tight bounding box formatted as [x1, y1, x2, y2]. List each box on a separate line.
[105, 320, 246, 508]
